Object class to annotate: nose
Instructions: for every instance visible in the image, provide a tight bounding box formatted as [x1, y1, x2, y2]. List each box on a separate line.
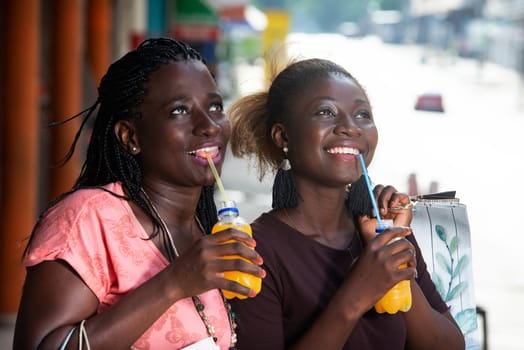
[333, 114, 361, 137]
[194, 107, 221, 137]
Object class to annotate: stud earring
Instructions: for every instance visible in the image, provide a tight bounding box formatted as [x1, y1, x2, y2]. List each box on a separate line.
[131, 146, 137, 152]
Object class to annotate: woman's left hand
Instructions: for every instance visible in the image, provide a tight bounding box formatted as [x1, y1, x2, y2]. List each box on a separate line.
[360, 185, 413, 233]
[377, 185, 413, 227]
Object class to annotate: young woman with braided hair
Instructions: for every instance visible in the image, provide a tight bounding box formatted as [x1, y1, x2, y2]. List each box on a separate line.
[228, 58, 465, 349]
[13, 38, 264, 350]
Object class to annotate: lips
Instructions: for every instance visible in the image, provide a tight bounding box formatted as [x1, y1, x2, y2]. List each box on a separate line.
[326, 146, 359, 155]
[188, 146, 220, 159]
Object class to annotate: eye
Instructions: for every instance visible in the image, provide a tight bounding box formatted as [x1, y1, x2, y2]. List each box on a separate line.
[170, 105, 189, 116]
[316, 106, 337, 118]
[209, 101, 224, 113]
[355, 110, 372, 120]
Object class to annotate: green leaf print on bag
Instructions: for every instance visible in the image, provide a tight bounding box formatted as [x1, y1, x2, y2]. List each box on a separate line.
[432, 224, 477, 335]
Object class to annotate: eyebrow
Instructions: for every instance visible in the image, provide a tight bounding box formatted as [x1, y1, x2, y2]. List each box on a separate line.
[354, 98, 370, 105]
[311, 96, 370, 105]
[155, 91, 223, 108]
[168, 92, 223, 101]
[207, 92, 223, 100]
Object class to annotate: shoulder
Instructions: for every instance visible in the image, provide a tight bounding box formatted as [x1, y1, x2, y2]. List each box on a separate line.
[24, 183, 141, 296]
[250, 212, 311, 265]
[46, 182, 127, 220]
[28, 183, 131, 253]
[62, 182, 126, 209]
[251, 212, 294, 244]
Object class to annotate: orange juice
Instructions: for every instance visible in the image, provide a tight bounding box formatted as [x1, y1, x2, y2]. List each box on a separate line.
[374, 263, 412, 314]
[211, 202, 262, 299]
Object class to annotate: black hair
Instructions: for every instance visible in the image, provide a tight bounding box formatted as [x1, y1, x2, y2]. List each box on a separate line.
[25, 38, 218, 256]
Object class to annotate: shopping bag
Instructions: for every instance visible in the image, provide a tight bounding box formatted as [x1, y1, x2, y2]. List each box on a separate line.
[411, 192, 482, 349]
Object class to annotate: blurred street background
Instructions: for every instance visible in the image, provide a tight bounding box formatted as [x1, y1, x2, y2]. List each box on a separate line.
[2, 0, 524, 349]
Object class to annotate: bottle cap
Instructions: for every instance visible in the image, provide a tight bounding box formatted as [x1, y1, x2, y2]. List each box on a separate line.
[218, 200, 239, 215]
[376, 219, 394, 233]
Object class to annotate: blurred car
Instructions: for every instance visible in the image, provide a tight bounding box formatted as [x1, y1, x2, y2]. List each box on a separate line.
[338, 22, 362, 38]
[414, 92, 444, 112]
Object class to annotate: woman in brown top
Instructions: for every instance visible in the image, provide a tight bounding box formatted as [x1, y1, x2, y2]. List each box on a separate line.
[228, 58, 465, 349]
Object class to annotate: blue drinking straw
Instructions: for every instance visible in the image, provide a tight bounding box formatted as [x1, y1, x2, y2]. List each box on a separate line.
[358, 154, 385, 233]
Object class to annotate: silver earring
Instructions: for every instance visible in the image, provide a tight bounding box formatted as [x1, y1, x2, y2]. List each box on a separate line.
[131, 146, 137, 152]
[280, 146, 291, 170]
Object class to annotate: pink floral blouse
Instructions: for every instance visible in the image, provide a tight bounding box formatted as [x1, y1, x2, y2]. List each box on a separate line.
[25, 182, 232, 349]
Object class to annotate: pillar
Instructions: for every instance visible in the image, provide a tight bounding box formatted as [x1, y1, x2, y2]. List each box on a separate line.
[48, 0, 83, 200]
[87, 0, 112, 84]
[0, 0, 40, 315]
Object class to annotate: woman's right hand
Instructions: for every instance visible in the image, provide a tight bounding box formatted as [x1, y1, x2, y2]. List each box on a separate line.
[167, 229, 265, 299]
[342, 225, 416, 314]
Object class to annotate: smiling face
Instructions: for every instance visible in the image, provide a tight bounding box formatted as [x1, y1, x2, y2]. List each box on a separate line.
[128, 60, 230, 188]
[280, 72, 378, 188]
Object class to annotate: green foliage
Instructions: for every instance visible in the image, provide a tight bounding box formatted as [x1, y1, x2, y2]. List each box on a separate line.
[454, 255, 469, 279]
[455, 308, 478, 334]
[449, 236, 459, 254]
[447, 281, 468, 301]
[435, 224, 447, 241]
[433, 224, 477, 335]
[436, 252, 452, 274]
[431, 273, 444, 297]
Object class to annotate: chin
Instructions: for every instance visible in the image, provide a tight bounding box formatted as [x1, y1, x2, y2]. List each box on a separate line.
[202, 176, 218, 188]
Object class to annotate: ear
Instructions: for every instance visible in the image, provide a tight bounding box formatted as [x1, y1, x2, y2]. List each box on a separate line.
[114, 120, 140, 155]
[270, 123, 288, 149]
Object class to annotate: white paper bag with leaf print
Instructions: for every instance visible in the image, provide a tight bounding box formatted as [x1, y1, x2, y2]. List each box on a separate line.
[411, 193, 482, 350]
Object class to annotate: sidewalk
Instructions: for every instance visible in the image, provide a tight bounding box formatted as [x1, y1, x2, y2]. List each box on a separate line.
[0, 318, 14, 349]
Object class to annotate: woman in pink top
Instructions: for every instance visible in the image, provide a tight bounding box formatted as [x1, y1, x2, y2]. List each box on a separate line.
[13, 38, 264, 350]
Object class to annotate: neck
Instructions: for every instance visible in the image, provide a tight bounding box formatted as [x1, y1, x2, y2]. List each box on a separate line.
[141, 183, 201, 225]
[288, 207, 354, 248]
[283, 181, 355, 248]
[140, 184, 204, 258]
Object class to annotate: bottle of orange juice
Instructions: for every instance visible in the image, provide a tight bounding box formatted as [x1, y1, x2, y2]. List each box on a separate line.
[374, 220, 412, 314]
[211, 200, 262, 299]
[374, 264, 412, 314]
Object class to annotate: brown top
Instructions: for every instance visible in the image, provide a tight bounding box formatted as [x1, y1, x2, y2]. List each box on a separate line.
[231, 213, 448, 349]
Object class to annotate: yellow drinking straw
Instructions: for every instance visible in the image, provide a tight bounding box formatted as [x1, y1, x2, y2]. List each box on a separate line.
[206, 154, 229, 202]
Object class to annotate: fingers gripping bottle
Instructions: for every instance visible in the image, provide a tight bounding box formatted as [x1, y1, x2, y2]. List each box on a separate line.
[374, 266, 412, 314]
[374, 220, 412, 314]
[211, 201, 262, 299]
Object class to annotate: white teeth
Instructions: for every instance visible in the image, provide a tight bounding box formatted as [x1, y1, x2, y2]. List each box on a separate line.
[188, 146, 218, 155]
[326, 147, 359, 155]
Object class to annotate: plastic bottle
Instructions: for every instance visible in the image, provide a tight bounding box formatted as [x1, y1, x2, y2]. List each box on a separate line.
[211, 201, 262, 299]
[374, 220, 412, 314]
[374, 263, 412, 314]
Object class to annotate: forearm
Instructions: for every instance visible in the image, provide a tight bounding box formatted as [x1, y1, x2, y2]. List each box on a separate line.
[81, 268, 183, 349]
[404, 282, 465, 350]
[39, 267, 183, 350]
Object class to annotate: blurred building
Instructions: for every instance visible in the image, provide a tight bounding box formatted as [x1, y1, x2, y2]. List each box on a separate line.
[409, 0, 484, 51]
[406, 0, 524, 75]
[483, 0, 524, 75]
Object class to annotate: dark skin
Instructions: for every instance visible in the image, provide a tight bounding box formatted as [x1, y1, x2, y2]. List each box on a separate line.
[14, 61, 265, 349]
[269, 73, 464, 349]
